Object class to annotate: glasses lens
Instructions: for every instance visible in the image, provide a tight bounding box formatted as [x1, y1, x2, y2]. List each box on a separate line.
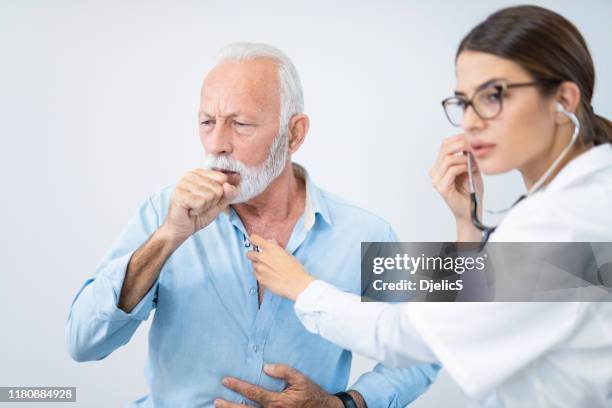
[443, 98, 464, 126]
[473, 85, 503, 119]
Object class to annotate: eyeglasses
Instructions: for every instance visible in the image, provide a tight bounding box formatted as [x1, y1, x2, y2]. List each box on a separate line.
[441, 79, 562, 127]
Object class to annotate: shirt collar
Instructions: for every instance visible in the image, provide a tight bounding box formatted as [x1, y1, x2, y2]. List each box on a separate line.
[223, 162, 332, 232]
[293, 163, 332, 230]
[543, 143, 612, 193]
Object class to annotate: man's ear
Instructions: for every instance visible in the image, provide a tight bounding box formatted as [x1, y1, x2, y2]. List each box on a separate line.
[287, 114, 309, 154]
[554, 81, 581, 124]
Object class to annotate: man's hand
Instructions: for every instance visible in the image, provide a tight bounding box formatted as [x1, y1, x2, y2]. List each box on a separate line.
[214, 364, 343, 408]
[161, 169, 238, 245]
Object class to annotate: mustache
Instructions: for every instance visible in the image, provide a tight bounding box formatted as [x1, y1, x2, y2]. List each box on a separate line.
[203, 155, 248, 174]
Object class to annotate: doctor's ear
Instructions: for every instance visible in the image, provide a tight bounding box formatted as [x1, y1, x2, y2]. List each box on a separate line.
[287, 114, 309, 154]
[553, 81, 581, 125]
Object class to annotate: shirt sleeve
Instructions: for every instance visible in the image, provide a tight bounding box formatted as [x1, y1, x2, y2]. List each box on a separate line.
[349, 361, 440, 408]
[65, 195, 162, 362]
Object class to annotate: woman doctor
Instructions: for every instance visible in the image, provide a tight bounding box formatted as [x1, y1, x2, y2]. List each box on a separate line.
[246, 6, 612, 407]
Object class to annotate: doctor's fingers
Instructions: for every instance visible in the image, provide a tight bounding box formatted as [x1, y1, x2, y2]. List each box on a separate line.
[246, 250, 263, 264]
[430, 154, 468, 184]
[249, 234, 279, 251]
[248, 251, 280, 271]
[435, 164, 469, 197]
[430, 138, 470, 177]
[251, 262, 268, 278]
[440, 135, 470, 157]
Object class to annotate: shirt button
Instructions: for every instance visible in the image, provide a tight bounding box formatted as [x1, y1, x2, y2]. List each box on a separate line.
[249, 288, 257, 295]
[252, 345, 259, 352]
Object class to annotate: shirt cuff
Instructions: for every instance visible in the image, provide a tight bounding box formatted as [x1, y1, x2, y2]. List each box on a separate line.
[349, 372, 399, 408]
[92, 251, 158, 322]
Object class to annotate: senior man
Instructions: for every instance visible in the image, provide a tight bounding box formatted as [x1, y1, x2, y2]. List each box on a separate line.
[66, 42, 439, 407]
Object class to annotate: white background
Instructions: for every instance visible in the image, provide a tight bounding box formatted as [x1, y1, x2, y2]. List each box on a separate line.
[1, 0, 610, 406]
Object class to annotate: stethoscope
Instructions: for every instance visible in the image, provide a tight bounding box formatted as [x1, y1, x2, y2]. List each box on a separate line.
[243, 233, 261, 252]
[467, 103, 581, 250]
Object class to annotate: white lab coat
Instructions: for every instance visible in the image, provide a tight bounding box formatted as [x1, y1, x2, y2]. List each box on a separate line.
[295, 143, 612, 407]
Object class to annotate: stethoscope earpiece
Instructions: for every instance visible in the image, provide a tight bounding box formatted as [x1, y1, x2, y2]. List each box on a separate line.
[555, 102, 580, 129]
[556, 102, 566, 113]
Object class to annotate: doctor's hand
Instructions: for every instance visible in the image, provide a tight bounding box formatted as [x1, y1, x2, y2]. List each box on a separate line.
[429, 134, 483, 241]
[246, 234, 315, 302]
[160, 169, 238, 246]
[215, 364, 345, 408]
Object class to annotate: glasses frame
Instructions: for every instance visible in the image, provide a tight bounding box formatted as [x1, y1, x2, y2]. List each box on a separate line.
[441, 79, 562, 127]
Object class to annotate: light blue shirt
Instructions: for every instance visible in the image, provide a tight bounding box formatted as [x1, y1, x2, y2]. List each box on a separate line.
[66, 164, 439, 407]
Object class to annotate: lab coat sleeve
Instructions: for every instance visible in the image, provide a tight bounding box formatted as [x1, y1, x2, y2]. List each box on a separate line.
[406, 302, 581, 400]
[405, 197, 580, 398]
[295, 280, 439, 369]
[295, 282, 582, 401]
[65, 195, 162, 362]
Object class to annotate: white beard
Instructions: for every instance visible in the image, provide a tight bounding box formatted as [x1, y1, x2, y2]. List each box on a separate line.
[202, 131, 289, 204]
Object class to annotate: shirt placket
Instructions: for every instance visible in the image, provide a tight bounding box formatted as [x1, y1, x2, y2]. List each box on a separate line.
[229, 210, 310, 403]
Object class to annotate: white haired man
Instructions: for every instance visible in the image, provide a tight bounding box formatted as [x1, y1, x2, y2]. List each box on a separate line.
[66, 43, 439, 408]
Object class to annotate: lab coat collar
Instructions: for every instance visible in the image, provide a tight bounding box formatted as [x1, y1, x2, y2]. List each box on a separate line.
[543, 143, 612, 193]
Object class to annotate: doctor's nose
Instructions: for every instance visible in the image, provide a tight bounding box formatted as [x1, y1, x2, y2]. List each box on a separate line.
[462, 105, 486, 134]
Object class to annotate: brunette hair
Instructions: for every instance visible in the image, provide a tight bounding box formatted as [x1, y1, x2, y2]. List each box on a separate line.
[457, 5, 612, 145]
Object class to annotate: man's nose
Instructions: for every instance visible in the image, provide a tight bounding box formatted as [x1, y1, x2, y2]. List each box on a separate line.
[205, 123, 233, 155]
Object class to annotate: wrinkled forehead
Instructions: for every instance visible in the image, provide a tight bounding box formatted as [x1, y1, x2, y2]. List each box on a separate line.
[200, 58, 281, 114]
[454, 50, 532, 96]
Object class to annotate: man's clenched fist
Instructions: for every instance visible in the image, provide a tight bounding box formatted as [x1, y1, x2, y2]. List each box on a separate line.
[161, 169, 238, 245]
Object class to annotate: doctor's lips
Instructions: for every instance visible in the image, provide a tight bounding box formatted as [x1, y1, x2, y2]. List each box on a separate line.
[470, 140, 496, 158]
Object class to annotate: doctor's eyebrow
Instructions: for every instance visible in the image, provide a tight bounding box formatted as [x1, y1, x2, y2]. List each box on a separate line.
[454, 77, 509, 96]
